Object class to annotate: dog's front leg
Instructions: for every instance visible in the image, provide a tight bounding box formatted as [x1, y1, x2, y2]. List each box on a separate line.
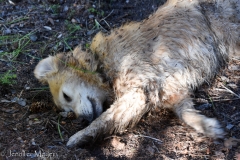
[67, 88, 150, 147]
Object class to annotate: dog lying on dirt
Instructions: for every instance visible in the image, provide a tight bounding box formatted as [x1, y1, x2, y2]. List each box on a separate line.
[34, 0, 240, 147]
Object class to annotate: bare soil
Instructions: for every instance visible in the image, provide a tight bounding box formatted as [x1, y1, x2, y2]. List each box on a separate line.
[0, 0, 240, 159]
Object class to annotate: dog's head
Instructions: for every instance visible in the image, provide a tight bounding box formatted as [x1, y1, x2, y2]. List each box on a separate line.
[34, 46, 110, 122]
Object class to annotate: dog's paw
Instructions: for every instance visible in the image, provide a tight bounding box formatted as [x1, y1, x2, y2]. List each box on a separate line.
[66, 134, 79, 148]
[66, 130, 90, 148]
[201, 118, 225, 138]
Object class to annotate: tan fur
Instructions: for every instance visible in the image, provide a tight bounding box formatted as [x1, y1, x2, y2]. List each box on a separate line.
[34, 0, 240, 147]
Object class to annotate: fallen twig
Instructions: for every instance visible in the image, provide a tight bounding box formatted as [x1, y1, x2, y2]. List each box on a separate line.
[211, 98, 240, 102]
[220, 83, 240, 98]
[95, 19, 108, 32]
[135, 133, 162, 143]
[101, 9, 114, 21]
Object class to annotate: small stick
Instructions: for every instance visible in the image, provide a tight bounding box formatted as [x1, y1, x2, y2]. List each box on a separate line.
[221, 83, 240, 98]
[95, 19, 108, 32]
[101, 9, 114, 21]
[211, 98, 240, 102]
[102, 19, 110, 29]
[135, 133, 162, 143]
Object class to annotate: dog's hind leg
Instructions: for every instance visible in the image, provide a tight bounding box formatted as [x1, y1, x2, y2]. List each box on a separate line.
[172, 97, 224, 138]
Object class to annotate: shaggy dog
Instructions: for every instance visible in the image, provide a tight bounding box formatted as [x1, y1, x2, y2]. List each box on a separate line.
[34, 0, 240, 147]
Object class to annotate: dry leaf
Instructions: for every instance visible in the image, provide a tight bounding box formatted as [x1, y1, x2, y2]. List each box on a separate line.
[48, 17, 54, 25]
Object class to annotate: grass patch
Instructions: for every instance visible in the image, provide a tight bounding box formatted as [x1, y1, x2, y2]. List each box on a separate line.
[51, 20, 82, 52]
[0, 34, 31, 61]
[85, 43, 90, 49]
[0, 70, 17, 85]
[0, 31, 38, 85]
[50, 4, 61, 14]
[5, 16, 29, 25]
[0, 31, 38, 61]
[65, 20, 81, 34]
[88, 7, 104, 16]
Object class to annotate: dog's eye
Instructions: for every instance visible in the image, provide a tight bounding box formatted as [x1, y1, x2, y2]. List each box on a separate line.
[63, 92, 72, 102]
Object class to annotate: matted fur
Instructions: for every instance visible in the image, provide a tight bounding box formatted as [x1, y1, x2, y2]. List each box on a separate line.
[34, 0, 240, 147]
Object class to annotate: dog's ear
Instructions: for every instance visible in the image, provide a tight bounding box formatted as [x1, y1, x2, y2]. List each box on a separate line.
[90, 32, 106, 54]
[34, 56, 57, 83]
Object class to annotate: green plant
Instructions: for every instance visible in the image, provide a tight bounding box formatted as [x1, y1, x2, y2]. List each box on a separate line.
[50, 4, 60, 14]
[89, 8, 104, 16]
[88, 7, 97, 13]
[99, 10, 104, 16]
[85, 43, 90, 49]
[50, 21, 82, 52]
[0, 31, 37, 61]
[0, 35, 31, 61]
[67, 10, 75, 19]
[5, 17, 29, 25]
[94, 19, 101, 30]
[65, 20, 81, 34]
[58, 116, 64, 141]
[0, 70, 17, 85]
[0, 31, 38, 86]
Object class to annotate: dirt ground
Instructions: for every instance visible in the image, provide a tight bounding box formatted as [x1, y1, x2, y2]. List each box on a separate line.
[0, 0, 240, 159]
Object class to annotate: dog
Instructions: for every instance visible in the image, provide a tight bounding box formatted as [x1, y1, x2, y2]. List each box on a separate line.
[34, 0, 240, 147]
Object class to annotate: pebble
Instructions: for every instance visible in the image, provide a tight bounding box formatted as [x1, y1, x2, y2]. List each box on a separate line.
[44, 26, 52, 30]
[196, 103, 211, 110]
[87, 30, 94, 35]
[57, 33, 62, 39]
[3, 28, 11, 35]
[71, 18, 77, 23]
[30, 34, 38, 42]
[226, 124, 234, 130]
[89, 15, 95, 19]
[25, 86, 30, 90]
[11, 97, 27, 106]
[63, 5, 69, 12]
[1, 11, 5, 17]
